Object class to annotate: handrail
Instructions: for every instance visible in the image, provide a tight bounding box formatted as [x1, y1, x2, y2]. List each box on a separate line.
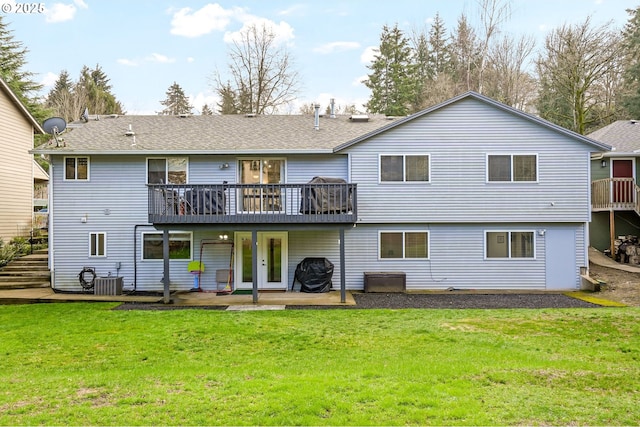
[148, 183, 357, 224]
[591, 178, 640, 213]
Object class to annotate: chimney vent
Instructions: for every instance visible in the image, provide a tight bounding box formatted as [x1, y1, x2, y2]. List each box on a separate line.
[330, 98, 336, 119]
[314, 104, 320, 130]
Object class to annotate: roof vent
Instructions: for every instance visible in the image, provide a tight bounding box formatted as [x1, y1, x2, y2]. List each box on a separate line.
[178, 113, 190, 118]
[245, 113, 257, 118]
[349, 114, 369, 122]
[125, 124, 135, 136]
[110, 114, 119, 119]
[631, 120, 638, 124]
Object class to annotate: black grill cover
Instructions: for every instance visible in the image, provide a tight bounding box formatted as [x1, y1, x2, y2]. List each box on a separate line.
[292, 257, 334, 293]
[184, 188, 225, 214]
[300, 176, 352, 214]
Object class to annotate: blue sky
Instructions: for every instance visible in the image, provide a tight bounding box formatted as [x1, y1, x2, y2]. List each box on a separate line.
[3, 0, 638, 115]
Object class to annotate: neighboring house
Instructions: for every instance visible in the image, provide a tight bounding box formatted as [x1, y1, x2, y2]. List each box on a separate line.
[588, 120, 640, 253]
[0, 77, 45, 241]
[33, 159, 49, 229]
[32, 92, 610, 302]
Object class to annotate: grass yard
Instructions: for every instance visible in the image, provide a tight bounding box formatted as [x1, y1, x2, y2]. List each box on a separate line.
[0, 303, 638, 426]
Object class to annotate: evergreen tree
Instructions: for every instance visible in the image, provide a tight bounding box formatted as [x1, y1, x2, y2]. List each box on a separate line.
[428, 13, 452, 78]
[216, 81, 239, 114]
[160, 82, 192, 115]
[45, 65, 124, 121]
[450, 14, 478, 92]
[410, 31, 431, 110]
[201, 104, 214, 115]
[75, 65, 124, 116]
[0, 16, 48, 123]
[622, 6, 640, 118]
[365, 24, 416, 116]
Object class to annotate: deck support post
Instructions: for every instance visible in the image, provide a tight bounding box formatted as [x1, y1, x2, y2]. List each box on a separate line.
[252, 229, 258, 304]
[340, 227, 346, 303]
[163, 229, 170, 304]
[610, 210, 616, 260]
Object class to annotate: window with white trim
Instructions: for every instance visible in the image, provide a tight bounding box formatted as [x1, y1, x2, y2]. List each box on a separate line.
[89, 232, 106, 257]
[64, 157, 89, 181]
[485, 231, 535, 258]
[142, 231, 192, 260]
[379, 231, 429, 259]
[380, 154, 430, 182]
[487, 154, 537, 182]
[147, 158, 188, 184]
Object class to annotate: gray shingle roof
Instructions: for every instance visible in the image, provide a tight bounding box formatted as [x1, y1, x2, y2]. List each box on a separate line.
[32, 113, 395, 155]
[587, 120, 640, 153]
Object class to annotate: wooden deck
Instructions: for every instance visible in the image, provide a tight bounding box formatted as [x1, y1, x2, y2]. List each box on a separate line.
[591, 178, 640, 213]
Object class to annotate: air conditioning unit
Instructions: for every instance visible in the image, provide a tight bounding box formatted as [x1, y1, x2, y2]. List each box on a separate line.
[94, 277, 123, 295]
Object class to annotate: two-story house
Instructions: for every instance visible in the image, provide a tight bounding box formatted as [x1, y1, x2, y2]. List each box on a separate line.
[0, 76, 45, 240]
[32, 92, 610, 302]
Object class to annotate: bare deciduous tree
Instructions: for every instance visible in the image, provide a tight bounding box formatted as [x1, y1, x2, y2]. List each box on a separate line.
[536, 17, 623, 134]
[213, 23, 300, 115]
[485, 34, 536, 110]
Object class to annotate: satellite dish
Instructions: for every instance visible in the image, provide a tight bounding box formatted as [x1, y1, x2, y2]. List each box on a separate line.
[42, 117, 67, 147]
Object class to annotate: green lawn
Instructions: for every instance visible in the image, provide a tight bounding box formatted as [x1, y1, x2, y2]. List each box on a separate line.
[1, 303, 638, 426]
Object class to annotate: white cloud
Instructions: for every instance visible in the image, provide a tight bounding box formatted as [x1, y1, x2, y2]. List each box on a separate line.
[40, 72, 58, 88]
[117, 58, 138, 66]
[169, 4, 240, 38]
[74, 0, 88, 9]
[187, 57, 195, 63]
[44, 3, 77, 23]
[360, 46, 377, 64]
[189, 92, 219, 113]
[313, 41, 360, 54]
[223, 17, 295, 46]
[146, 53, 176, 64]
[278, 4, 308, 16]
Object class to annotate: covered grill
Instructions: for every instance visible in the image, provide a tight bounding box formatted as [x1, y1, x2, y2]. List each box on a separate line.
[300, 176, 352, 214]
[291, 257, 334, 293]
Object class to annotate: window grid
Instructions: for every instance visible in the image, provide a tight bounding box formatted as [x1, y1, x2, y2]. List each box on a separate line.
[89, 232, 106, 257]
[380, 231, 429, 259]
[486, 231, 535, 259]
[64, 157, 89, 181]
[380, 154, 430, 183]
[487, 154, 537, 182]
[142, 231, 192, 260]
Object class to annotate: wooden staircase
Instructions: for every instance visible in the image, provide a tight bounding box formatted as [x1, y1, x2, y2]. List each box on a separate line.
[0, 249, 50, 289]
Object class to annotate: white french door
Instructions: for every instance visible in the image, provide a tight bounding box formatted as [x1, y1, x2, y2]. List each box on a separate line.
[235, 232, 288, 290]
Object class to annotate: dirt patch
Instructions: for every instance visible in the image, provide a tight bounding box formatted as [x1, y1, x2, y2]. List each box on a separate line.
[589, 262, 640, 307]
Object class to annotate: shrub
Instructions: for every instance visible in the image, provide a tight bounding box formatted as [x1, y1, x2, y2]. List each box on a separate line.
[0, 238, 17, 268]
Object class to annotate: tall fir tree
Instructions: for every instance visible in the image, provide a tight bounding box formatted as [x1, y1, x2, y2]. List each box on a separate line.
[216, 81, 239, 114]
[160, 82, 192, 115]
[365, 24, 416, 116]
[622, 6, 640, 118]
[0, 16, 49, 123]
[45, 65, 124, 121]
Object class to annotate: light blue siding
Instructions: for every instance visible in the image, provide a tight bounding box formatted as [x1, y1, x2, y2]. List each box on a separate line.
[345, 98, 594, 223]
[48, 96, 595, 292]
[343, 223, 585, 290]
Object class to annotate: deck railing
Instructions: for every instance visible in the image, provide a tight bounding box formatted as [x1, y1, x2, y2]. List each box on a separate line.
[148, 183, 357, 225]
[591, 178, 640, 214]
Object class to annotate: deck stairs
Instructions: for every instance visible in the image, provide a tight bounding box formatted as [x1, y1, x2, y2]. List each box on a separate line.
[0, 249, 50, 289]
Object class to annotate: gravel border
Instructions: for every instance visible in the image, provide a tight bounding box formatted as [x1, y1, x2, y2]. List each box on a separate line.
[115, 293, 601, 310]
